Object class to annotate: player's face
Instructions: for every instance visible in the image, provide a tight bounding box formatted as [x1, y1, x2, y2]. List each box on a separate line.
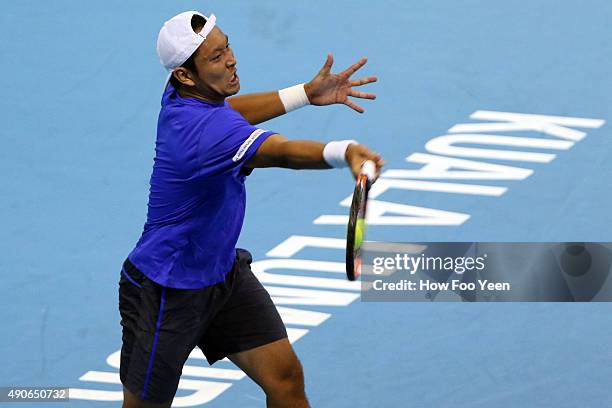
[191, 27, 240, 100]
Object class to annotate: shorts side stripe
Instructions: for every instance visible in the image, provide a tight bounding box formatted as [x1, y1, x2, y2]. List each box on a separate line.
[121, 268, 142, 288]
[140, 287, 166, 400]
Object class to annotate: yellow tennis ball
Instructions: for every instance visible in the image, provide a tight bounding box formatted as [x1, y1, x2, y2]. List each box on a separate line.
[355, 219, 366, 249]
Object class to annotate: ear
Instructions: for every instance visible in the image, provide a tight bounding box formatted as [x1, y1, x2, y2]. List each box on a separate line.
[172, 67, 196, 87]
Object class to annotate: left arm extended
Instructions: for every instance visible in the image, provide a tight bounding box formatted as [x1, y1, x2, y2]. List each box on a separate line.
[227, 54, 377, 125]
[227, 91, 286, 125]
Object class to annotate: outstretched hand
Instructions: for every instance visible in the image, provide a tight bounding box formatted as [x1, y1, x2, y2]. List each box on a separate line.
[304, 54, 377, 113]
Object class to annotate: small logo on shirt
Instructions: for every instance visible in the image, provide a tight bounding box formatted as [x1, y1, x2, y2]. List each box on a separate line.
[232, 129, 266, 162]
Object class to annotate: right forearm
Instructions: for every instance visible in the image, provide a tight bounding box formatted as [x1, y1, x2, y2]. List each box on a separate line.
[246, 134, 383, 179]
[276, 140, 331, 170]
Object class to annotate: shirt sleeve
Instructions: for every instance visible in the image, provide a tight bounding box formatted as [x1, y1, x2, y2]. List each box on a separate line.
[197, 105, 276, 176]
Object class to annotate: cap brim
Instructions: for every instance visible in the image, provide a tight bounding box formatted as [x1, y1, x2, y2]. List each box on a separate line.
[163, 71, 173, 91]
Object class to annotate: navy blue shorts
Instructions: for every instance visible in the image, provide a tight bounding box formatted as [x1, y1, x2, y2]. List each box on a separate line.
[118, 249, 287, 403]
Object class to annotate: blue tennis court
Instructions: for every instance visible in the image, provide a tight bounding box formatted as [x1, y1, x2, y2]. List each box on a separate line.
[2, 1, 611, 406]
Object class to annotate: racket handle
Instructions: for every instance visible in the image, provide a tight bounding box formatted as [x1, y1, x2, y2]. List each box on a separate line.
[361, 160, 377, 181]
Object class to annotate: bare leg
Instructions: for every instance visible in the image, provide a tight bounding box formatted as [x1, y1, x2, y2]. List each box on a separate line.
[229, 338, 310, 408]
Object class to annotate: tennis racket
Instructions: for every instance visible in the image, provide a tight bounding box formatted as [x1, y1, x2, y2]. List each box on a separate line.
[346, 160, 377, 281]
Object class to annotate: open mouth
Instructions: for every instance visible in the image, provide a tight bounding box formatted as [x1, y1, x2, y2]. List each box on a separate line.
[229, 72, 239, 85]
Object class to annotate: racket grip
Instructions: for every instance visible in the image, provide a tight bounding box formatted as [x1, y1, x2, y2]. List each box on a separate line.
[361, 160, 377, 181]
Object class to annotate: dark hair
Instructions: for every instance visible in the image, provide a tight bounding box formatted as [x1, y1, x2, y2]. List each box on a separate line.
[169, 14, 207, 89]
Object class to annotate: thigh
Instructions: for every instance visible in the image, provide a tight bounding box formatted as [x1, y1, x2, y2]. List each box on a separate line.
[198, 249, 288, 364]
[227, 337, 303, 391]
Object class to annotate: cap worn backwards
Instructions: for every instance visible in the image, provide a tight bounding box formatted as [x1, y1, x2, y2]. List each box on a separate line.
[156, 11, 217, 71]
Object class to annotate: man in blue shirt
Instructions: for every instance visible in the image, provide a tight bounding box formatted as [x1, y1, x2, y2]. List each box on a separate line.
[119, 10, 384, 408]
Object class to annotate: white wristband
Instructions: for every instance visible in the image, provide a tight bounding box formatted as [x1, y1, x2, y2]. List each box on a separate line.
[323, 140, 358, 168]
[279, 83, 310, 113]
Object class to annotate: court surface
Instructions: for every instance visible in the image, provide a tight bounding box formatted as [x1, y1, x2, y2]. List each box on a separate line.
[1, 1, 611, 407]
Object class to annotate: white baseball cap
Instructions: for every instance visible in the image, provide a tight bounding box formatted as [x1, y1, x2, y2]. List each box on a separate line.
[156, 11, 217, 71]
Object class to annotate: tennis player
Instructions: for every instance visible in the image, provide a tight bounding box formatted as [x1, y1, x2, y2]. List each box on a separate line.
[119, 10, 384, 408]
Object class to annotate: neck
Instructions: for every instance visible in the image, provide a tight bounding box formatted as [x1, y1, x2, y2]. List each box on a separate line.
[177, 86, 224, 104]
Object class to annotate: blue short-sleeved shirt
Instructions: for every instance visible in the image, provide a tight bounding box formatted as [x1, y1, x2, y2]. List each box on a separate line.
[128, 83, 275, 289]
